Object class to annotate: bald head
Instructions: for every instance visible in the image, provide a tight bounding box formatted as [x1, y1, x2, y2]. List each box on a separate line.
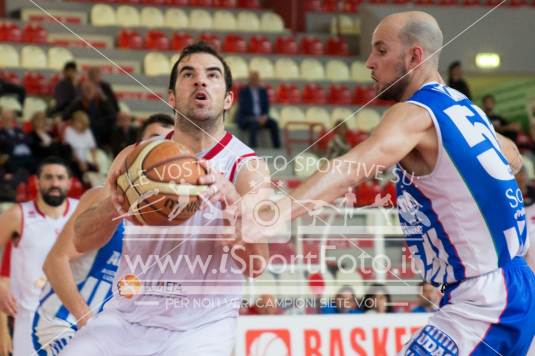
[380, 11, 443, 68]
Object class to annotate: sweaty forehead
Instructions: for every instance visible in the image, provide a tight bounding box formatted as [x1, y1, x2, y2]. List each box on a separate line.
[178, 53, 223, 71]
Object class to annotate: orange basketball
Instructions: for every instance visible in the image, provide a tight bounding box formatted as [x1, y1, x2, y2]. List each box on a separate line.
[116, 139, 208, 226]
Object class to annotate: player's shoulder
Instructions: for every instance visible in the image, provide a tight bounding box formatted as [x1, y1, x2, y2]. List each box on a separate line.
[0, 202, 22, 221]
[227, 133, 257, 158]
[381, 102, 433, 129]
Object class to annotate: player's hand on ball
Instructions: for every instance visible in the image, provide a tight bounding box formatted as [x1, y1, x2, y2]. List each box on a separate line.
[0, 278, 17, 316]
[198, 160, 241, 208]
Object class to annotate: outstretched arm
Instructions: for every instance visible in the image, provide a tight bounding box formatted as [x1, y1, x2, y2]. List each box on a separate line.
[279, 103, 432, 219]
[44, 187, 108, 328]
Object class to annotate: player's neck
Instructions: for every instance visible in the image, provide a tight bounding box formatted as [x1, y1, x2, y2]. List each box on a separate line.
[400, 71, 444, 102]
[35, 196, 67, 219]
[173, 124, 226, 155]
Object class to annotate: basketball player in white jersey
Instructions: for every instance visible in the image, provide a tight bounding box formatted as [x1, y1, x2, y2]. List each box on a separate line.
[248, 11, 534, 356]
[0, 157, 78, 356]
[31, 114, 174, 356]
[61, 42, 270, 355]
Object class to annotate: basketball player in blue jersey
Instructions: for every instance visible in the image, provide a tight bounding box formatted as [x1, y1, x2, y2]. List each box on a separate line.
[31, 115, 174, 355]
[243, 11, 533, 356]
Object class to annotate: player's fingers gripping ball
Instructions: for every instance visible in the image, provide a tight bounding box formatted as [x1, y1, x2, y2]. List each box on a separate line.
[116, 139, 209, 225]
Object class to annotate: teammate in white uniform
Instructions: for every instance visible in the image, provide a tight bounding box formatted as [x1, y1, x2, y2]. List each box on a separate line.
[31, 114, 175, 356]
[0, 157, 78, 356]
[61, 42, 270, 355]
[257, 11, 534, 356]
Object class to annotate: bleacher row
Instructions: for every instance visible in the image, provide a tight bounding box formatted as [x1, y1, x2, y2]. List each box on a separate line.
[307, 0, 535, 12]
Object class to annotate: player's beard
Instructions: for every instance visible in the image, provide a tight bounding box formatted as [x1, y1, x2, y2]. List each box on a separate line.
[41, 188, 67, 207]
[377, 61, 410, 102]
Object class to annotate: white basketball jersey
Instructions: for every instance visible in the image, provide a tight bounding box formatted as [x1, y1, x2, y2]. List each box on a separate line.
[5, 198, 78, 312]
[107, 131, 258, 331]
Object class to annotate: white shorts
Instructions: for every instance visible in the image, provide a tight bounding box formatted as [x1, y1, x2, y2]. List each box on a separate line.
[13, 309, 34, 356]
[59, 309, 237, 356]
[32, 312, 76, 356]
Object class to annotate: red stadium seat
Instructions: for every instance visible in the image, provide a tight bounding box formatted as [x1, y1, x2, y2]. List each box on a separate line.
[306, 0, 322, 11]
[23, 72, 48, 95]
[47, 73, 61, 95]
[22, 24, 47, 44]
[327, 84, 351, 105]
[355, 180, 382, 207]
[165, 0, 189, 4]
[275, 84, 301, 104]
[145, 30, 169, 50]
[300, 36, 324, 55]
[321, 0, 340, 11]
[352, 85, 376, 105]
[462, 0, 480, 5]
[142, 0, 166, 4]
[190, 0, 213, 6]
[274, 36, 298, 55]
[117, 29, 143, 49]
[302, 84, 326, 104]
[265, 84, 275, 103]
[223, 34, 247, 53]
[392, 0, 411, 3]
[415, 0, 434, 4]
[438, 0, 458, 5]
[237, 0, 260, 8]
[248, 35, 272, 54]
[198, 33, 221, 51]
[171, 32, 193, 51]
[0, 23, 21, 42]
[0, 71, 20, 85]
[342, 0, 362, 12]
[213, 0, 237, 6]
[507, 0, 527, 5]
[325, 37, 349, 56]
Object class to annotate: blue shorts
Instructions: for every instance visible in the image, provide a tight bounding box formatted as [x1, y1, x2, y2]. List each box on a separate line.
[401, 256, 535, 355]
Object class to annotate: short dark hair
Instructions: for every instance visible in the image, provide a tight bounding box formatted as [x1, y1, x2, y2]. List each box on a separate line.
[482, 94, 495, 103]
[37, 156, 72, 177]
[139, 113, 174, 140]
[448, 60, 461, 74]
[63, 61, 77, 72]
[168, 42, 232, 93]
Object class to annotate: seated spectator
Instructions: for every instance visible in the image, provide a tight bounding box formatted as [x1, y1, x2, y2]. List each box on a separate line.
[63, 111, 98, 183]
[110, 112, 139, 157]
[0, 108, 35, 177]
[411, 282, 440, 313]
[327, 120, 351, 159]
[516, 165, 535, 207]
[138, 113, 174, 141]
[362, 283, 394, 313]
[48, 61, 79, 117]
[236, 71, 281, 149]
[63, 81, 117, 148]
[0, 78, 26, 106]
[28, 112, 70, 161]
[482, 94, 521, 142]
[87, 66, 119, 113]
[320, 285, 363, 314]
[447, 61, 471, 99]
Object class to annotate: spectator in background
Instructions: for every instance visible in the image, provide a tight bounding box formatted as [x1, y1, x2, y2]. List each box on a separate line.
[0, 78, 26, 106]
[320, 285, 362, 314]
[63, 111, 98, 182]
[0, 108, 35, 177]
[327, 120, 351, 159]
[362, 283, 394, 313]
[48, 61, 79, 117]
[87, 67, 119, 113]
[447, 61, 471, 100]
[63, 81, 116, 148]
[110, 112, 138, 157]
[236, 71, 281, 149]
[138, 113, 174, 142]
[28, 112, 70, 162]
[482, 94, 521, 142]
[411, 282, 440, 313]
[515, 165, 535, 207]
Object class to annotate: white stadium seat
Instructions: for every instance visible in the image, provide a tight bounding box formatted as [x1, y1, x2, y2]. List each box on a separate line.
[280, 106, 305, 127]
[189, 10, 212, 30]
[116, 5, 140, 27]
[331, 108, 355, 129]
[144, 52, 170, 76]
[0, 96, 22, 112]
[300, 59, 325, 81]
[140, 7, 164, 28]
[274, 58, 299, 80]
[23, 97, 47, 120]
[351, 60, 373, 84]
[224, 56, 248, 80]
[0, 44, 19, 68]
[306, 107, 332, 128]
[91, 4, 116, 26]
[294, 152, 320, 178]
[21, 45, 47, 69]
[48, 47, 73, 71]
[213, 10, 237, 31]
[260, 12, 284, 33]
[326, 60, 350, 82]
[249, 57, 274, 80]
[164, 8, 189, 29]
[237, 11, 260, 32]
[355, 108, 381, 132]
